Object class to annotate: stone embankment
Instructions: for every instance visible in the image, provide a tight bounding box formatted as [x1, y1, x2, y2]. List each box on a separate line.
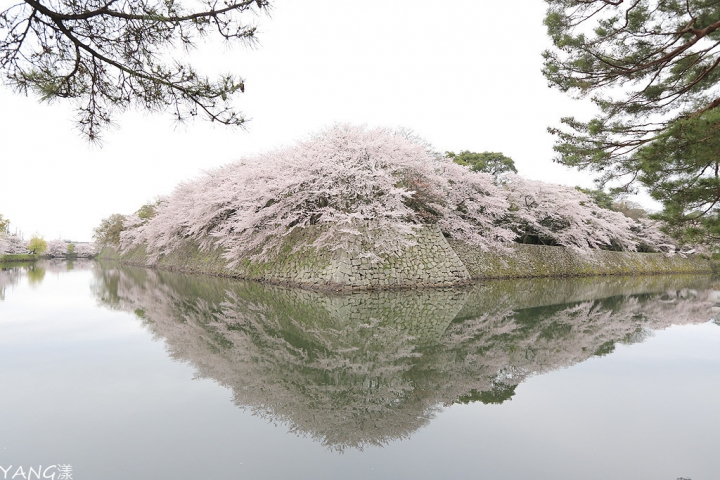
[449, 241, 713, 279]
[99, 225, 716, 291]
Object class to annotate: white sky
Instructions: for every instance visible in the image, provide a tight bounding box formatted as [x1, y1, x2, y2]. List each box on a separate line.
[0, 0, 632, 242]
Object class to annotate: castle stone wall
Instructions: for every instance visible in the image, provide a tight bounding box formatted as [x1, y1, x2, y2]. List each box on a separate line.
[99, 226, 715, 290]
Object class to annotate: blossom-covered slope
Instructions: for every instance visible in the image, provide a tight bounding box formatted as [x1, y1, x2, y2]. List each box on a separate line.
[101, 125, 674, 263]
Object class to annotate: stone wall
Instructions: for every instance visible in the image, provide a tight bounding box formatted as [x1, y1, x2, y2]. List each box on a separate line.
[325, 225, 470, 290]
[99, 226, 716, 290]
[448, 241, 714, 279]
[100, 224, 471, 291]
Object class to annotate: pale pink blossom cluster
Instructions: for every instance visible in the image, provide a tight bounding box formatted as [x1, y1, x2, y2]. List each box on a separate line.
[634, 218, 677, 253]
[46, 239, 69, 257]
[0, 233, 28, 255]
[503, 175, 673, 252]
[111, 125, 671, 262]
[119, 125, 513, 262]
[74, 243, 96, 258]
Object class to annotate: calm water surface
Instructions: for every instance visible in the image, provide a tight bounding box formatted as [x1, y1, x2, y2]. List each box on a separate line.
[1, 260, 719, 479]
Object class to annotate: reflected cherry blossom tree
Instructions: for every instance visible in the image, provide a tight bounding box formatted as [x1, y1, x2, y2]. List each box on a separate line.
[91, 265, 718, 450]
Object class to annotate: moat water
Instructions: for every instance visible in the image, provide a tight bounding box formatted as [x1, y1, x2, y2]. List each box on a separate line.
[1, 260, 719, 479]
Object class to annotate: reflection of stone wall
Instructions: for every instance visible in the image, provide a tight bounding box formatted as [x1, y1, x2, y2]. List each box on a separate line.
[449, 241, 714, 279]
[91, 266, 718, 451]
[92, 267, 457, 450]
[457, 274, 717, 320]
[317, 288, 469, 346]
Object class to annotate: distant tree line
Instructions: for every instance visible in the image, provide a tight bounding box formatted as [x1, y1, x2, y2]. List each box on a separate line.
[0, 215, 94, 257]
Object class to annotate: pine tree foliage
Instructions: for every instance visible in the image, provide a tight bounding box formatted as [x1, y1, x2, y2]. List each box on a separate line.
[575, 187, 615, 210]
[544, 0, 720, 244]
[93, 213, 126, 246]
[634, 108, 720, 242]
[544, 0, 720, 176]
[0, 0, 269, 140]
[445, 151, 518, 178]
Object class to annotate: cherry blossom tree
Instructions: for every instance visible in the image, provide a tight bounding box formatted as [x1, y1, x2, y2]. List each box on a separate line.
[504, 175, 645, 252]
[46, 239, 68, 257]
[118, 125, 516, 263]
[102, 125, 677, 264]
[0, 232, 28, 255]
[74, 243, 95, 258]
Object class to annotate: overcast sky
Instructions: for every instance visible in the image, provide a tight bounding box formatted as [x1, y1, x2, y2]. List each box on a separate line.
[1, 0, 617, 242]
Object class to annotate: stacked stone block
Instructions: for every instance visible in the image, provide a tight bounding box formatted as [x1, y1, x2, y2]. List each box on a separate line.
[449, 241, 714, 279]
[100, 224, 715, 291]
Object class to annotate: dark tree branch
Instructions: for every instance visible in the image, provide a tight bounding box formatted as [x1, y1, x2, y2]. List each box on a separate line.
[0, 0, 267, 140]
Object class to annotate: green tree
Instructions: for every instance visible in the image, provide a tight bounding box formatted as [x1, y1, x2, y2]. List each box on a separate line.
[67, 243, 75, 254]
[611, 201, 648, 221]
[26, 265, 46, 286]
[455, 383, 517, 406]
[93, 214, 126, 246]
[575, 187, 649, 220]
[0, 214, 8, 233]
[543, 1, 720, 240]
[446, 151, 518, 178]
[1, 0, 269, 141]
[575, 187, 614, 211]
[27, 235, 47, 254]
[136, 202, 159, 222]
[636, 109, 720, 242]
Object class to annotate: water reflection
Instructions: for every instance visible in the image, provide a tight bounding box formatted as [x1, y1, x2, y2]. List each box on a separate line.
[0, 265, 23, 300]
[1, 259, 95, 298]
[90, 265, 718, 451]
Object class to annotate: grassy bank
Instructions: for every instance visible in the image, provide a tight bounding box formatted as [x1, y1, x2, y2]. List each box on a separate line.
[0, 254, 39, 263]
